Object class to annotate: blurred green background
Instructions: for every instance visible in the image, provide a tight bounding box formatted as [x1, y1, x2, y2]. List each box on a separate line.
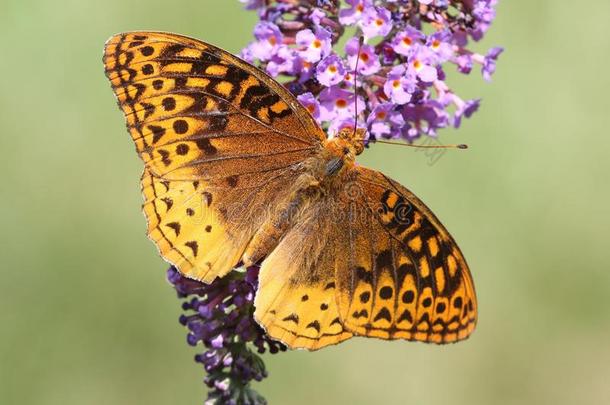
[1, 1, 609, 404]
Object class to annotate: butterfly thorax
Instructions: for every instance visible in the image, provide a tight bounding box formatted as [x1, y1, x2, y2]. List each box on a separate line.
[242, 135, 361, 266]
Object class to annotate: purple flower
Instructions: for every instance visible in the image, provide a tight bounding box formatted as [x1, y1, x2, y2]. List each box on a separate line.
[240, 0, 501, 143]
[367, 103, 405, 138]
[309, 8, 326, 26]
[392, 27, 425, 57]
[470, 0, 498, 40]
[339, 0, 372, 25]
[346, 37, 380, 75]
[455, 53, 473, 74]
[408, 45, 439, 83]
[168, 266, 285, 404]
[247, 22, 283, 62]
[360, 7, 393, 39]
[319, 86, 363, 121]
[427, 30, 454, 63]
[297, 92, 321, 121]
[454, 98, 481, 128]
[402, 100, 450, 138]
[384, 65, 415, 105]
[239, 0, 264, 10]
[266, 45, 298, 77]
[316, 53, 346, 87]
[295, 56, 316, 83]
[296, 27, 332, 63]
[481, 46, 504, 81]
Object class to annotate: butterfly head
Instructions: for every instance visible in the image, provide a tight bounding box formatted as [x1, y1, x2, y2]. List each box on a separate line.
[333, 127, 366, 156]
[321, 128, 366, 176]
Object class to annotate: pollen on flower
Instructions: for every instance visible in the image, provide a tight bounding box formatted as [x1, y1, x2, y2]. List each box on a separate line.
[313, 39, 322, 48]
[328, 65, 337, 73]
[376, 18, 383, 26]
[392, 80, 401, 88]
[413, 60, 422, 70]
[432, 40, 441, 49]
[403, 37, 412, 46]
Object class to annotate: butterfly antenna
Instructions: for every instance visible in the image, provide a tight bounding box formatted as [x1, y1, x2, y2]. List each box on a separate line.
[352, 36, 364, 138]
[375, 139, 469, 149]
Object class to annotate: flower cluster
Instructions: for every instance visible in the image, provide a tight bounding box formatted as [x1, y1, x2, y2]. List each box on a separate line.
[168, 266, 286, 405]
[240, 0, 502, 141]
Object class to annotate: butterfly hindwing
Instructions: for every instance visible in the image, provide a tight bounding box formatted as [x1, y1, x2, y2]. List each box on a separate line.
[335, 167, 477, 344]
[253, 167, 476, 349]
[253, 198, 354, 350]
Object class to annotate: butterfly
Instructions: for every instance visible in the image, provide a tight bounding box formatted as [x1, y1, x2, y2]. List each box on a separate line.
[103, 32, 477, 350]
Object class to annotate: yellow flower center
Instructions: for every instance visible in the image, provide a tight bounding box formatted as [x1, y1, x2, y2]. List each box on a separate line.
[402, 37, 412, 46]
[328, 65, 337, 73]
[313, 39, 322, 49]
[336, 99, 348, 108]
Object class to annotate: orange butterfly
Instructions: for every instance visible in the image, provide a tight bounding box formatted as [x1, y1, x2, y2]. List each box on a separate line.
[103, 31, 477, 350]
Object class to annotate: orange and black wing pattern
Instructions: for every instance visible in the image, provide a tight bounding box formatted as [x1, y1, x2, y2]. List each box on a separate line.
[103, 31, 324, 181]
[334, 167, 477, 344]
[103, 32, 324, 282]
[252, 166, 476, 350]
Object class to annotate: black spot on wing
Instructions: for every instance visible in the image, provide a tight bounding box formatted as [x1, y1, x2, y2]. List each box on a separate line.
[352, 309, 368, 319]
[282, 314, 299, 325]
[306, 321, 321, 334]
[166, 222, 181, 236]
[195, 138, 217, 155]
[379, 286, 393, 300]
[373, 307, 392, 323]
[185, 241, 198, 257]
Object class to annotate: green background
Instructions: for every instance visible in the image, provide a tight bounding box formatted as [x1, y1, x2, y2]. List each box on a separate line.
[2, 1, 609, 404]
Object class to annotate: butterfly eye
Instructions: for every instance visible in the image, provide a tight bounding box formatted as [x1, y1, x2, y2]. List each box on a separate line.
[342, 147, 350, 155]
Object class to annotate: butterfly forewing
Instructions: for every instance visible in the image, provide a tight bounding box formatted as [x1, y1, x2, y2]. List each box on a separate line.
[104, 32, 324, 282]
[104, 32, 325, 181]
